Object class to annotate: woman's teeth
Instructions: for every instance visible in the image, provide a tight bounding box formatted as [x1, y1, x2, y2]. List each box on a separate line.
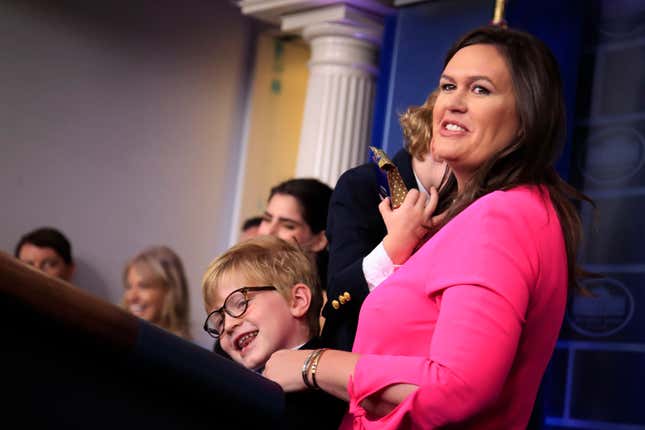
[445, 123, 466, 131]
[129, 304, 145, 314]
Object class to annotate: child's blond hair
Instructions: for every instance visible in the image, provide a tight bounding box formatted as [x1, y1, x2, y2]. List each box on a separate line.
[202, 235, 322, 337]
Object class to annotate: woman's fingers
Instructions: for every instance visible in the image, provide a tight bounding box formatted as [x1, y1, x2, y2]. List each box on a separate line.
[425, 187, 439, 216]
[431, 211, 447, 227]
[378, 196, 392, 218]
[402, 188, 420, 207]
[419, 187, 439, 229]
[414, 191, 427, 212]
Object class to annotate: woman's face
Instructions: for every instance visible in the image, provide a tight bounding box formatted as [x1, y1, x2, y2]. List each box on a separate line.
[432, 43, 520, 188]
[124, 265, 167, 324]
[258, 193, 326, 252]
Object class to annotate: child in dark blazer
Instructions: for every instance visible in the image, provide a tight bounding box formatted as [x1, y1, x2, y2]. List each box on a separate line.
[202, 235, 346, 430]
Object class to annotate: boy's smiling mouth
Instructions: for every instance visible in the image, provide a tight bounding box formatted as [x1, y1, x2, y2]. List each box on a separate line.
[235, 330, 259, 352]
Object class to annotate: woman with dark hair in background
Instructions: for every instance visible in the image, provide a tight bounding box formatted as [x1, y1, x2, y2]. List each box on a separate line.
[258, 178, 333, 322]
[263, 25, 591, 429]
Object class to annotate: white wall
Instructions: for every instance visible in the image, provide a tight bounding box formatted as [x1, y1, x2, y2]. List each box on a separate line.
[0, 0, 255, 348]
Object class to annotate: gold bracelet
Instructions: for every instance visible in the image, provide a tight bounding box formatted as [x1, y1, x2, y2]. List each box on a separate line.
[301, 350, 318, 389]
[309, 348, 328, 390]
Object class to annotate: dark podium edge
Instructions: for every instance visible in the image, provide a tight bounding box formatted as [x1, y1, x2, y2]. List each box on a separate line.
[0, 251, 285, 429]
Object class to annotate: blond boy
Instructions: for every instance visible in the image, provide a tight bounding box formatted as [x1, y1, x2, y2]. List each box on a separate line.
[202, 235, 323, 371]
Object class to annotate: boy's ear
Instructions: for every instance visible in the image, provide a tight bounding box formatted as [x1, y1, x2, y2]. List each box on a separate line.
[308, 230, 328, 253]
[289, 283, 312, 318]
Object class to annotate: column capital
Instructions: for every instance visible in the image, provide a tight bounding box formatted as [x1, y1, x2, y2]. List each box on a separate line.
[284, 4, 384, 46]
[237, 1, 393, 185]
[237, 0, 394, 26]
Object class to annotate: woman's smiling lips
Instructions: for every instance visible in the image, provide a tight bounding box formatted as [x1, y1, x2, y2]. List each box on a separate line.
[129, 304, 146, 316]
[440, 119, 469, 135]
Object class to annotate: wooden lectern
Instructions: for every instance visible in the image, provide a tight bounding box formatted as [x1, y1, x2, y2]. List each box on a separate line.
[0, 251, 285, 429]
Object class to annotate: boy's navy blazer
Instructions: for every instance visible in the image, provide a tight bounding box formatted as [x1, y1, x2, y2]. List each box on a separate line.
[321, 149, 418, 351]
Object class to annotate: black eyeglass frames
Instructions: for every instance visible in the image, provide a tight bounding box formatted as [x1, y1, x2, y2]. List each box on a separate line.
[203, 286, 277, 339]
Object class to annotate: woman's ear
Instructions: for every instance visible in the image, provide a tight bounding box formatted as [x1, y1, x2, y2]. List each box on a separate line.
[308, 231, 328, 253]
[289, 283, 312, 318]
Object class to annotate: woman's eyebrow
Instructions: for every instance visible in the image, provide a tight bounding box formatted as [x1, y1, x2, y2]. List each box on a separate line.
[276, 216, 304, 226]
[263, 210, 304, 226]
[441, 73, 497, 89]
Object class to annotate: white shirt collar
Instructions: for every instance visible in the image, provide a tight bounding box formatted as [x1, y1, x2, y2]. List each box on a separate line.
[413, 170, 430, 197]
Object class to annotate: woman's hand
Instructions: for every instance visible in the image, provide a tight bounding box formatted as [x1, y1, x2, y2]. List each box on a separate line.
[263, 349, 311, 392]
[380, 187, 439, 264]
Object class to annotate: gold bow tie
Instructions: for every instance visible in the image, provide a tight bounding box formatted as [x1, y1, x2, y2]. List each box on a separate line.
[369, 146, 408, 209]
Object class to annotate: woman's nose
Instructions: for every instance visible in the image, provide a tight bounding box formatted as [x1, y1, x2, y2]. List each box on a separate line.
[261, 221, 277, 235]
[257, 220, 269, 234]
[125, 287, 139, 301]
[445, 89, 467, 112]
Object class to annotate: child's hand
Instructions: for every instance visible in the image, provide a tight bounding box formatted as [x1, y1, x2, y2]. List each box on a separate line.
[263, 349, 311, 392]
[379, 187, 439, 265]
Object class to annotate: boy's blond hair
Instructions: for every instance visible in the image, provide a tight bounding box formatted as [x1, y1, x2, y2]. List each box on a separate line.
[202, 235, 322, 337]
[399, 88, 438, 160]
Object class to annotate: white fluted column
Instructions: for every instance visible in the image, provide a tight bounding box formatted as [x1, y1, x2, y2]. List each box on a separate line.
[281, 5, 384, 186]
[294, 17, 382, 186]
[238, 1, 390, 186]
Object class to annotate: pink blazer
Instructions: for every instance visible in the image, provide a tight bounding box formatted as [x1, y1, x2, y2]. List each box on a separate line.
[341, 186, 567, 430]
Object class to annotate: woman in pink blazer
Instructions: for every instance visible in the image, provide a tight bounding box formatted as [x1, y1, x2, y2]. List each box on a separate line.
[263, 25, 591, 430]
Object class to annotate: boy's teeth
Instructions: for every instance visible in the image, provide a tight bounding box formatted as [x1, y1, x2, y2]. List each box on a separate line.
[237, 331, 258, 349]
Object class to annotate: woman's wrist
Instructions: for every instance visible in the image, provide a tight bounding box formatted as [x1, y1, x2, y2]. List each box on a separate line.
[301, 349, 318, 389]
[383, 234, 415, 265]
[302, 349, 328, 390]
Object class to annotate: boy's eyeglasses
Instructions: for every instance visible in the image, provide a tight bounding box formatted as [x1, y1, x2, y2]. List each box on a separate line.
[203, 286, 277, 339]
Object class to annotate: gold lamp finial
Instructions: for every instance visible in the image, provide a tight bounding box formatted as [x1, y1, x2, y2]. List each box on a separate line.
[492, 0, 508, 28]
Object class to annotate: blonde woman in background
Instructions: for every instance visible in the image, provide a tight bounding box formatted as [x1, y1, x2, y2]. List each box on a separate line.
[122, 245, 191, 340]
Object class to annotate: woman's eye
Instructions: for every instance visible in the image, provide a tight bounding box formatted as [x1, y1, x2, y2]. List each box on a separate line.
[284, 224, 297, 230]
[473, 85, 490, 95]
[440, 83, 455, 92]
